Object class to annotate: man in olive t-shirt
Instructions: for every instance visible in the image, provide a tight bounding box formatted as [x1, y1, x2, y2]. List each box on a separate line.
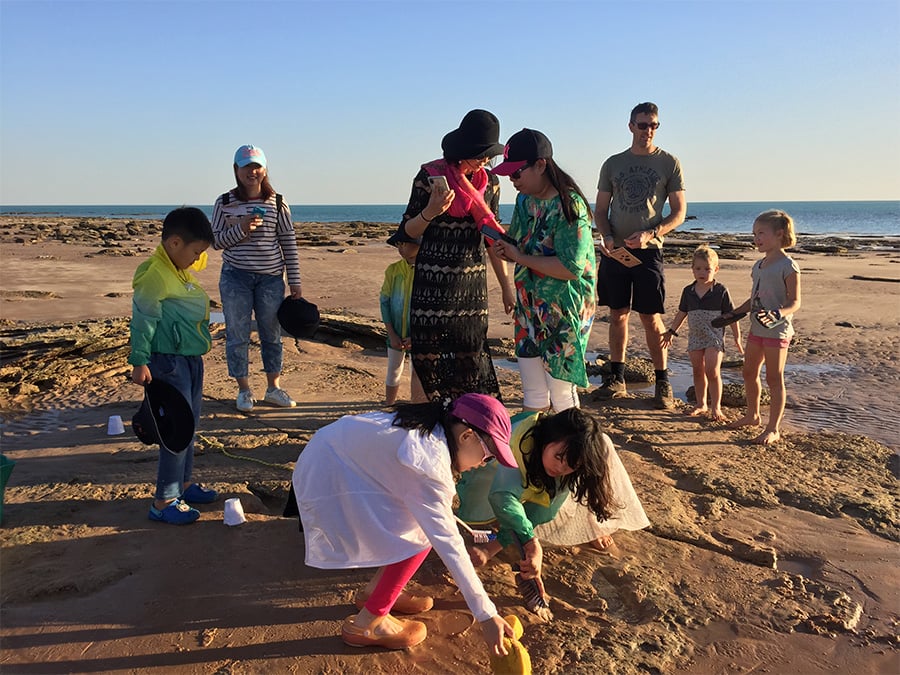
[594, 102, 687, 409]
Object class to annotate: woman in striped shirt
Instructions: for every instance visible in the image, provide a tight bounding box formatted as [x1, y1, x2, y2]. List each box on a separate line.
[212, 145, 302, 413]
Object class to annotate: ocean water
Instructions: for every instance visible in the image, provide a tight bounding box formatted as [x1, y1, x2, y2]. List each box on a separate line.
[1, 200, 898, 237]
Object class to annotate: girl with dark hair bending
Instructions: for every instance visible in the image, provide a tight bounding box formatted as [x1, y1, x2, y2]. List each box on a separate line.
[456, 408, 649, 607]
[292, 394, 518, 653]
[492, 128, 596, 411]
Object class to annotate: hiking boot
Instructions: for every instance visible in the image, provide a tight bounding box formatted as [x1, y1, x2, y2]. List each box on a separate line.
[596, 377, 627, 399]
[654, 380, 675, 410]
[236, 389, 255, 412]
[264, 387, 296, 408]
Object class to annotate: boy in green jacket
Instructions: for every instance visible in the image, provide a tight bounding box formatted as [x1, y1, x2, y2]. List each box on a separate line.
[129, 207, 217, 525]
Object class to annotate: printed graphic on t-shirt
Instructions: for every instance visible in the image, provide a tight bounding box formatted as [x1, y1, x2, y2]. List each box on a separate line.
[615, 167, 661, 214]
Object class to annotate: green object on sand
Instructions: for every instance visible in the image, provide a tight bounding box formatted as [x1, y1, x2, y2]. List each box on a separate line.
[0, 454, 15, 525]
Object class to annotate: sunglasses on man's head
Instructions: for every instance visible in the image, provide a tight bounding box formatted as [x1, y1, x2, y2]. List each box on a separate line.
[634, 122, 660, 130]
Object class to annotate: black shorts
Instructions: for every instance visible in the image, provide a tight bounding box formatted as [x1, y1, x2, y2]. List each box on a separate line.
[597, 247, 666, 315]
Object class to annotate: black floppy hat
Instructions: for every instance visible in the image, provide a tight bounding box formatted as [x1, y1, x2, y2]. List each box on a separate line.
[278, 297, 320, 339]
[491, 128, 554, 176]
[132, 380, 195, 454]
[441, 109, 504, 161]
[387, 226, 422, 246]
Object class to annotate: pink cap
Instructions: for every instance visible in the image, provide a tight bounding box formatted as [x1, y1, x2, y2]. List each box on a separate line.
[450, 394, 516, 468]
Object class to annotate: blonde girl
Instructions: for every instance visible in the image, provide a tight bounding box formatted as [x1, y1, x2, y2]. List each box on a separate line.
[662, 245, 743, 420]
[725, 210, 801, 445]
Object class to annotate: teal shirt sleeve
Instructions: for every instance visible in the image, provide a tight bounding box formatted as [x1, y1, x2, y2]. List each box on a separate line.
[487, 465, 535, 547]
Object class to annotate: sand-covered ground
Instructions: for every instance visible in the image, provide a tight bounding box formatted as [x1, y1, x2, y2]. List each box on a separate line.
[0, 216, 898, 674]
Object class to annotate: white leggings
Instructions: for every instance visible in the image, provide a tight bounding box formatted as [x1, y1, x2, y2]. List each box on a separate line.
[518, 356, 580, 411]
[385, 347, 407, 387]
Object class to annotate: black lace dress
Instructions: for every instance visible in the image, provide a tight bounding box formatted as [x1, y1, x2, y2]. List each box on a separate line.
[402, 167, 501, 401]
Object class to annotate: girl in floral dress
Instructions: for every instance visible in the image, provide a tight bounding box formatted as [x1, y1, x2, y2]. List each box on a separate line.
[492, 128, 596, 412]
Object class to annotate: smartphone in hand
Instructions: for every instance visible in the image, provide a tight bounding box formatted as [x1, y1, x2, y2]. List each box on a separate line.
[251, 206, 267, 217]
[428, 175, 450, 193]
[481, 223, 517, 246]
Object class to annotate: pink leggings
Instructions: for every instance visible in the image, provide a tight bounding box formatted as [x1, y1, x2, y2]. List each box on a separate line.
[364, 547, 432, 616]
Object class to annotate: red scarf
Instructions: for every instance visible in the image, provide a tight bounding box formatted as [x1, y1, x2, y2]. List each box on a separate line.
[422, 159, 501, 230]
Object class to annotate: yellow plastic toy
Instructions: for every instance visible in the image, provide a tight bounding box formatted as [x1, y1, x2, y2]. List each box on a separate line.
[489, 614, 532, 675]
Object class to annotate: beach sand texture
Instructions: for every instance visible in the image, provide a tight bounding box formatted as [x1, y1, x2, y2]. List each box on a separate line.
[1, 216, 898, 674]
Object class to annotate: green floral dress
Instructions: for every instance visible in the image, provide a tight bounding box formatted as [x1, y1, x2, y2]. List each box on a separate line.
[507, 191, 596, 387]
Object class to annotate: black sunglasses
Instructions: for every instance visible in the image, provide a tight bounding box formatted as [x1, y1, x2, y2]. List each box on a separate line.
[634, 122, 660, 130]
[510, 163, 534, 180]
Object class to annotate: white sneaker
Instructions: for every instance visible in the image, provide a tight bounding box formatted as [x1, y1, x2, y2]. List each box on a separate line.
[236, 389, 255, 412]
[264, 387, 296, 408]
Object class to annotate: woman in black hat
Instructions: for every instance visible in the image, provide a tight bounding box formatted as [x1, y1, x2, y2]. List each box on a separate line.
[400, 110, 515, 401]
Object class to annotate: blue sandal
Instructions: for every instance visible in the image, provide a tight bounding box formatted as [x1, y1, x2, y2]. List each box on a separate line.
[181, 483, 219, 504]
[149, 498, 200, 525]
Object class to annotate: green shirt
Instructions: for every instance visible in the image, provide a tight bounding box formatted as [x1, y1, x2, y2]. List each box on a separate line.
[507, 192, 596, 387]
[129, 244, 211, 365]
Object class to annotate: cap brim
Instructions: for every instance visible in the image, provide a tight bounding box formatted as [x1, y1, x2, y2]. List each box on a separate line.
[490, 437, 518, 468]
[490, 160, 529, 176]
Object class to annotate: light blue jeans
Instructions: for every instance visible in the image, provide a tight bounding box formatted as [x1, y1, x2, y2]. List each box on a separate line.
[219, 263, 285, 379]
[149, 353, 203, 501]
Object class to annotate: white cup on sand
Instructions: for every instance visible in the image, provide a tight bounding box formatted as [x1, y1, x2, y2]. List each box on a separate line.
[107, 415, 125, 435]
[223, 497, 246, 526]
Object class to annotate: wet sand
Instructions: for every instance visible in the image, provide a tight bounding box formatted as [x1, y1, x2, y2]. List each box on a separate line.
[1, 216, 898, 674]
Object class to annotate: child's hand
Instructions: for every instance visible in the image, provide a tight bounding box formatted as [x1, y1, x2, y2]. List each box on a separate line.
[734, 336, 745, 355]
[661, 331, 674, 349]
[479, 615, 514, 657]
[400, 337, 412, 350]
[388, 334, 404, 350]
[520, 537, 543, 580]
[131, 365, 151, 386]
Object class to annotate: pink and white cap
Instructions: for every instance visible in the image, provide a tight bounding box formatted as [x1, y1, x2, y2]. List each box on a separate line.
[450, 393, 516, 468]
[234, 145, 267, 168]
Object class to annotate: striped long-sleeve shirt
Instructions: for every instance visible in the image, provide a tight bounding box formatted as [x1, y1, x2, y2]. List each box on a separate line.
[211, 191, 302, 286]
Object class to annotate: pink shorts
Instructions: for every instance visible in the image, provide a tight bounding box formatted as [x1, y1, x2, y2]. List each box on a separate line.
[747, 333, 791, 349]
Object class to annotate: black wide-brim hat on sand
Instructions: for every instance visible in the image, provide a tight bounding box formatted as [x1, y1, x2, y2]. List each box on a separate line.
[132, 380, 195, 454]
[441, 109, 504, 161]
[278, 297, 320, 339]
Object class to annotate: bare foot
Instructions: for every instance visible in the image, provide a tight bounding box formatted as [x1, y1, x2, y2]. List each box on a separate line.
[728, 414, 761, 429]
[709, 409, 727, 422]
[753, 429, 781, 445]
[587, 535, 620, 557]
[688, 406, 708, 417]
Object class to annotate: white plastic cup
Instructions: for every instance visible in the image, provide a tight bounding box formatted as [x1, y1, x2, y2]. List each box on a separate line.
[107, 415, 125, 435]
[223, 497, 246, 526]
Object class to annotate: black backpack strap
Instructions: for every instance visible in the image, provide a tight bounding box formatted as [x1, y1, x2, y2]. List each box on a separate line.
[276, 193, 283, 214]
[221, 192, 231, 205]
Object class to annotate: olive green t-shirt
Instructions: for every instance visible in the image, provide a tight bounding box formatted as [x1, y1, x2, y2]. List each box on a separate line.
[597, 148, 685, 248]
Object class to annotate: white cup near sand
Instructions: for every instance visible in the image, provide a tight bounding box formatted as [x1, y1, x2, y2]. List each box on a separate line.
[107, 415, 125, 435]
[223, 497, 246, 526]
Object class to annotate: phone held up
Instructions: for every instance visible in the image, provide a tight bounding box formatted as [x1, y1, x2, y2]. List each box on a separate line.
[251, 206, 267, 217]
[427, 175, 450, 193]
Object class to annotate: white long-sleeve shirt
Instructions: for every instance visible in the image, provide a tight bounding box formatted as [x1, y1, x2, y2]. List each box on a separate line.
[292, 412, 498, 623]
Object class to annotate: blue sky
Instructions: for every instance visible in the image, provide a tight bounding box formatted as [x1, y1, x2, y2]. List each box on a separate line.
[1, 0, 898, 205]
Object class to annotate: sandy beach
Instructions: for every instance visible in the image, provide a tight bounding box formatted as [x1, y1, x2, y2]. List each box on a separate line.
[1, 215, 898, 674]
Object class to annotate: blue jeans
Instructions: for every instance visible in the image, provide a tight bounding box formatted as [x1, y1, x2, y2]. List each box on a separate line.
[149, 353, 203, 501]
[219, 263, 285, 379]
